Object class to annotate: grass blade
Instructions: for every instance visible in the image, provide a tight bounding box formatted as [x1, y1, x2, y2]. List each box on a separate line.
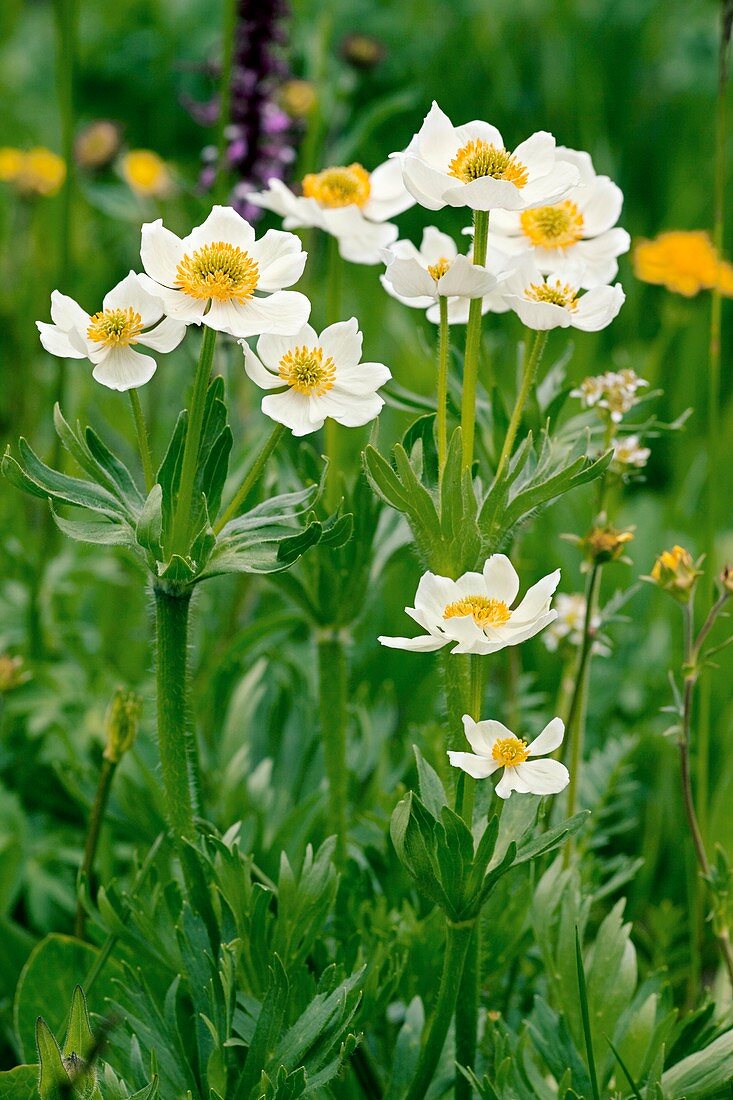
[575, 927, 600, 1100]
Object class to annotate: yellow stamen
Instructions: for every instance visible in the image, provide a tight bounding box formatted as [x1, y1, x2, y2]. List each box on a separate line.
[427, 256, 452, 281]
[448, 140, 528, 188]
[525, 279, 579, 309]
[302, 163, 371, 208]
[443, 595, 511, 629]
[87, 307, 144, 347]
[279, 345, 336, 396]
[520, 200, 584, 249]
[492, 735, 530, 767]
[175, 241, 259, 303]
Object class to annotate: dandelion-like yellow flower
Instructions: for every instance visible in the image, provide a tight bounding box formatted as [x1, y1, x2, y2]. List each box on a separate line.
[632, 230, 733, 298]
[0, 148, 66, 197]
[121, 149, 172, 198]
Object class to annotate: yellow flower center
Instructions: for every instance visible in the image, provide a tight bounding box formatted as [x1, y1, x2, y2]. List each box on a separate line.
[175, 242, 259, 302]
[525, 279, 579, 309]
[520, 200, 584, 249]
[279, 345, 336, 396]
[443, 595, 511, 629]
[492, 735, 530, 767]
[448, 140, 528, 187]
[427, 256, 452, 281]
[651, 544, 692, 581]
[86, 307, 144, 347]
[302, 163, 371, 208]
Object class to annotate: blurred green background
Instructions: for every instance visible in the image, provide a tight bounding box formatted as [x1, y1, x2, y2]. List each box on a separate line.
[0, 0, 731, 1037]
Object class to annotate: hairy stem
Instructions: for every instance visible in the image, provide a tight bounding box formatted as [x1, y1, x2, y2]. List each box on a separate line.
[317, 629, 348, 867]
[436, 296, 450, 480]
[404, 920, 475, 1100]
[128, 389, 155, 494]
[460, 211, 490, 471]
[74, 757, 116, 939]
[493, 330, 549, 484]
[564, 563, 602, 830]
[154, 587, 198, 841]
[215, 422, 286, 533]
[170, 326, 217, 557]
[324, 235, 343, 509]
[214, 0, 238, 202]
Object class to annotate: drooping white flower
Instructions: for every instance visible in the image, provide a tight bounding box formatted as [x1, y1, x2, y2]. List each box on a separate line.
[448, 715, 569, 799]
[611, 434, 651, 469]
[242, 317, 391, 436]
[501, 260, 624, 331]
[487, 148, 630, 288]
[392, 102, 579, 213]
[249, 158, 413, 264]
[139, 205, 310, 338]
[378, 554, 560, 655]
[36, 272, 186, 392]
[570, 369, 649, 422]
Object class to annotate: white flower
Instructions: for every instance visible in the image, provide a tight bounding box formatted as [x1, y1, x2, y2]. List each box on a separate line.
[139, 205, 310, 338]
[36, 272, 186, 392]
[487, 148, 630, 288]
[570, 369, 649, 422]
[378, 554, 560, 655]
[249, 158, 413, 264]
[543, 592, 610, 657]
[448, 715, 569, 799]
[392, 101, 579, 213]
[242, 317, 391, 436]
[501, 260, 624, 331]
[381, 226, 499, 304]
[611, 434, 651, 469]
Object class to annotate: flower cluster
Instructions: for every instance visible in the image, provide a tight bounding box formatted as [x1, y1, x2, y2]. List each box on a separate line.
[0, 146, 65, 198]
[542, 592, 609, 656]
[571, 368, 649, 423]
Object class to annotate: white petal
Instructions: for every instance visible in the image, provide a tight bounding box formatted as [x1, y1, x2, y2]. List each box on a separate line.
[242, 344, 283, 390]
[136, 275, 206, 324]
[261, 388, 322, 436]
[576, 177, 623, 236]
[91, 346, 156, 391]
[334, 360, 391, 396]
[411, 101, 463, 166]
[140, 220, 185, 286]
[413, 571, 459, 620]
[514, 759, 569, 795]
[495, 768, 519, 799]
[521, 161, 580, 206]
[363, 157, 415, 221]
[400, 154, 451, 211]
[49, 290, 89, 333]
[527, 717, 565, 757]
[462, 715, 514, 756]
[572, 284, 625, 332]
[252, 229, 307, 290]
[103, 271, 163, 326]
[512, 131, 556, 179]
[421, 226, 458, 263]
[383, 256, 437, 300]
[481, 555, 520, 604]
[511, 570, 561, 623]
[214, 290, 311, 338]
[378, 633, 447, 652]
[317, 389, 384, 427]
[505, 295, 570, 330]
[37, 321, 86, 359]
[443, 175, 528, 212]
[382, 275, 434, 310]
[438, 255, 497, 298]
[447, 751, 498, 780]
[257, 325, 319, 370]
[456, 119, 504, 149]
[185, 205, 256, 253]
[320, 318, 363, 370]
[136, 315, 186, 352]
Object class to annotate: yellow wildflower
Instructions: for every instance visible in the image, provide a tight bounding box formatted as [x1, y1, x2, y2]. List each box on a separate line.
[121, 149, 172, 198]
[0, 147, 66, 197]
[633, 230, 727, 297]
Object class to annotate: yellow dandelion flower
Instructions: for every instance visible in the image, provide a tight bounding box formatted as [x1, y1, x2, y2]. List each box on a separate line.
[2, 148, 66, 197]
[121, 149, 172, 198]
[633, 230, 721, 297]
[0, 147, 24, 182]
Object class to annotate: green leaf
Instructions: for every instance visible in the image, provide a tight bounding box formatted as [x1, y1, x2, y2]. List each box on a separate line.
[575, 929, 600, 1100]
[513, 812, 590, 867]
[51, 507, 139, 549]
[136, 485, 164, 559]
[62, 987, 94, 1061]
[36, 1018, 68, 1100]
[413, 746, 447, 818]
[231, 958, 289, 1100]
[661, 1028, 733, 1097]
[0, 1065, 38, 1099]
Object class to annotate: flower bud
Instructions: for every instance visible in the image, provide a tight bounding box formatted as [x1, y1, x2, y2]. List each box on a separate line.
[580, 524, 634, 566]
[650, 545, 700, 601]
[340, 33, 386, 70]
[63, 1053, 98, 1100]
[103, 689, 141, 763]
[721, 565, 733, 595]
[74, 120, 122, 170]
[279, 79, 317, 119]
[0, 653, 29, 694]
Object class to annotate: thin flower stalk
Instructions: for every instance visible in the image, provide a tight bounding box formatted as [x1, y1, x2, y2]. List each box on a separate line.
[460, 210, 489, 470]
[436, 295, 450, 479]
[325, 234, 343, 509]
[74, 755, 116, 940]
[154, 588, 198, 841]
[563, 562, 602, 831]
[170, 326, 218, 556]
[317, 629, 348, 867]
[494, 329, 549, 484]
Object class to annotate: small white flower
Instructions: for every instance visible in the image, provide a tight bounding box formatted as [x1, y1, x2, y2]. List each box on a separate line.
[392, 101, 579, 213]
[378, 554, 560, 655]
[449, 715, 570, 799]
[501, 260, 624, 331]
[611, 434, 651, 469]
[250, 158, 413, 265]
[36, 272, 186, 392]
[381, 226, 499, 304]
[488, 147, 630, 288]
[571, 369, 649, 422]
[242, 317, 391, 437]
[543, 592, 610, 658]
[139, 205, 310, 338]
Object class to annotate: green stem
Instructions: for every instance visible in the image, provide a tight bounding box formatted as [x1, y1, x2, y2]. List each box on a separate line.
[493, 330, 549, 484]
[317, 629, 348, 867]
[74, 757, 116, 940]
[128, 389, 155, 494]
[436, 296, 450, 480]
[564, 563, 602, 831]
[215, 422, 286, 534]
[460, 210, 490, 471]
[324, 236, 343, 509]
[404, 920, 475, 1100]
[170, 326, 217, 556]
[154, 587, 198, 841]
[213, 0, 238, 203]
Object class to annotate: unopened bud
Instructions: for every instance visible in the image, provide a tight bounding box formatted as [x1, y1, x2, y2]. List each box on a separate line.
[649, 545, 700, 602]
[74, 120, 122, 170]
[103, 689, 141, 763]
[340, 33, 386, 70]
[721, 564, 733, 595]
[580, 524, 634, 566]
[0, 653, 29, 694]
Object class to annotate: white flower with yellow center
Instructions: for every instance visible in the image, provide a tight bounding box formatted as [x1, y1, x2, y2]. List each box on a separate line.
[249, 158, 414, 264]
[392, 102, 579, 213]
[487, 148, 630, 287]
[139, 205, 310, 338]
[381, 226, 500, 308]
[611, 434, 651, 470]
[501, 260, 625, 331]
[378, 554, 560, 655]
[242, 318, 391, 436]
[570, 369, 649, 422]
[36, 272, 186, 391]
[449, 715, 569, 799]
